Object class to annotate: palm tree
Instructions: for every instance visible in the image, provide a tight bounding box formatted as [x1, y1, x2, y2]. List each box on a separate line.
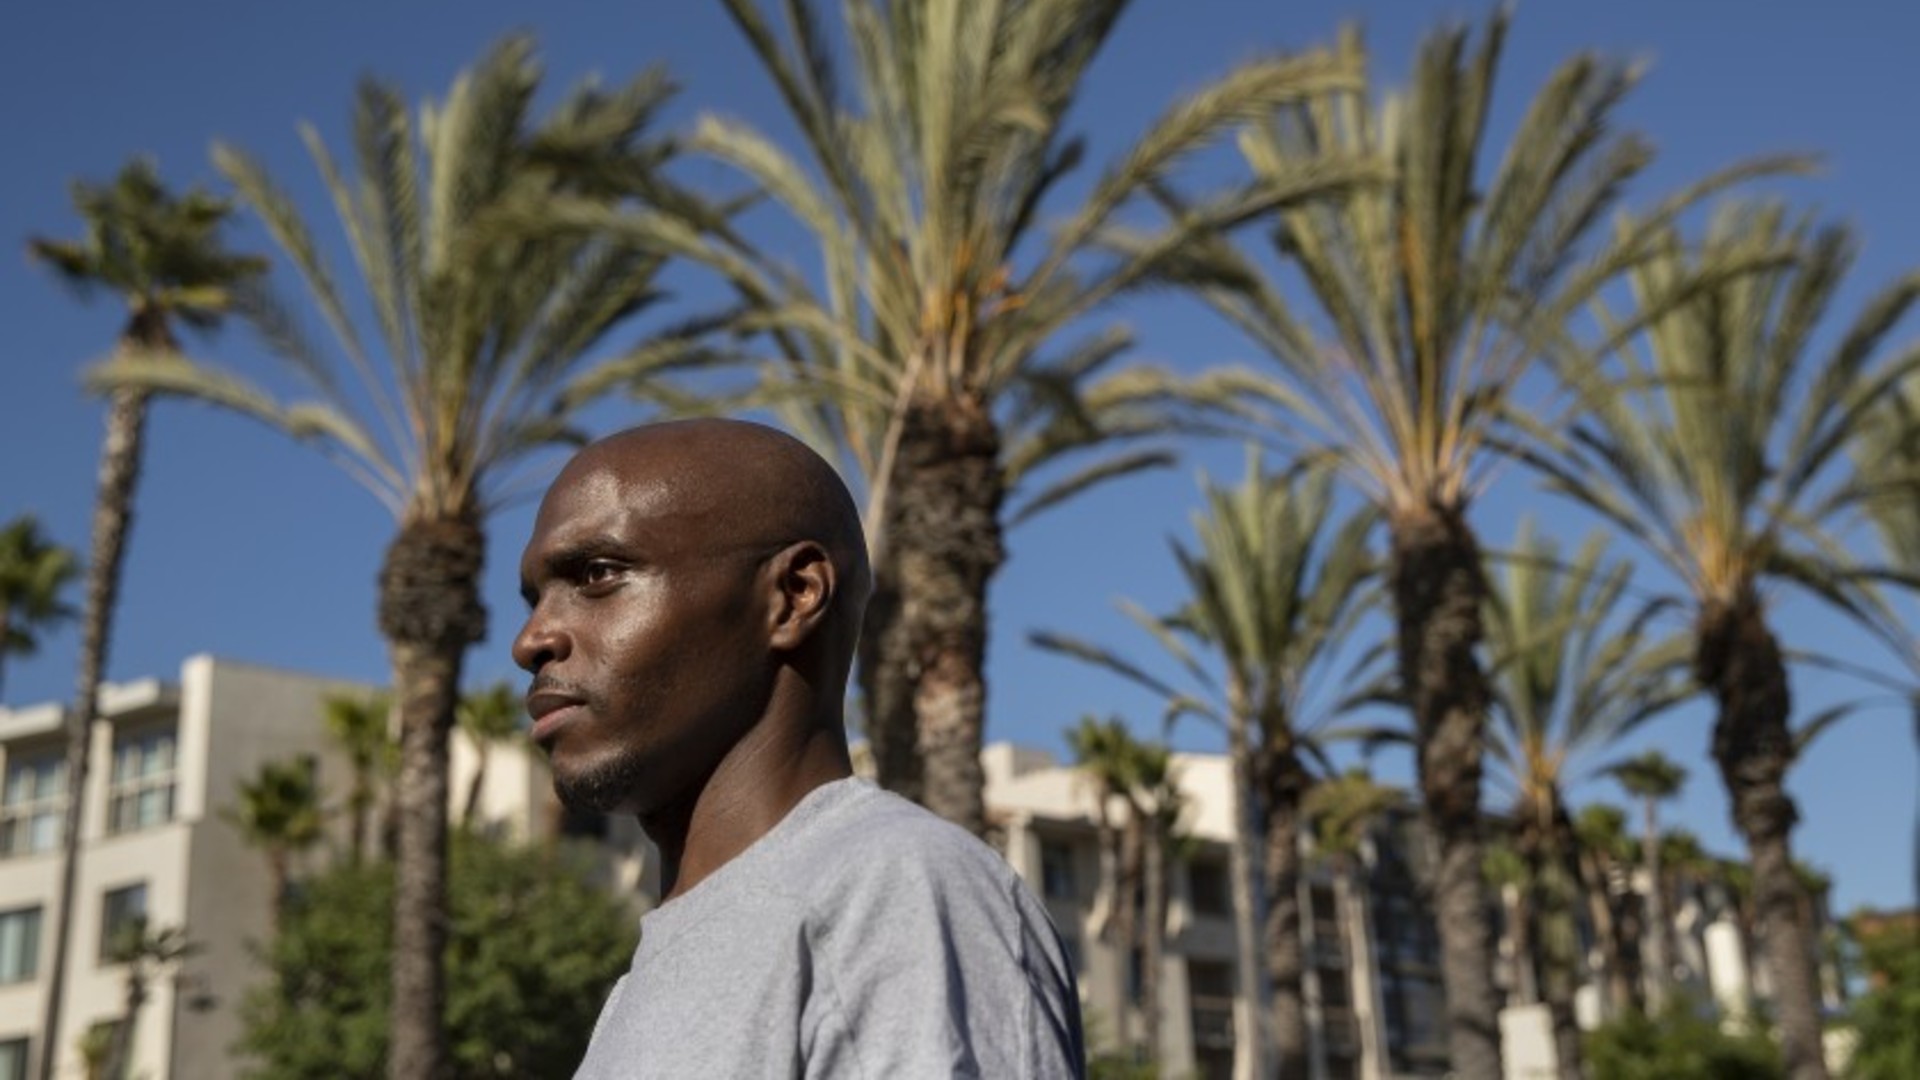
[98, 920, 195, 1080]
[1151, 13, 1790, 1069]
[97, 40, 706, 1078]
[225, 757, 327, 933]
[26, 158, 264, 1079]
[1574, 803, 1643, 1016]
[1484, 522, 1690, 1071]
[1037, 457, 1377, 1077]
[0, 515, 79, 700]
[657, 0, 1377, 836]
[1610, 749, 1688, 1010]
[1066, 716, 1180, 1066]
[456, 682, 522, 828]
[322, 691, 393, 865]
[1850, 369, 1920, 736]
[1302, 767, 1397, 1080]
[1519, 203, 1920, 1080]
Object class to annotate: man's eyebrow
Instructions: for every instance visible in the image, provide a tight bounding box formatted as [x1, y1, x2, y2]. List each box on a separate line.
[521, 537, 633, 604]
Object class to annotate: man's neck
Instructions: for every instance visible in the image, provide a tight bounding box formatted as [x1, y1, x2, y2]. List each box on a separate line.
[643, 718, 852, 901]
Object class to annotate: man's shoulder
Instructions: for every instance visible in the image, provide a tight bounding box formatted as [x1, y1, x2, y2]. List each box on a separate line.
[771, 779, 1019, 904]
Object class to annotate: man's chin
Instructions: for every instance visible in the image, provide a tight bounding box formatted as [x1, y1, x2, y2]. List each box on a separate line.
[550, 752, 643, 816]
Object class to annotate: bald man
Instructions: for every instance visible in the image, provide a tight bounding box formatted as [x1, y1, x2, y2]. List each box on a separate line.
[513, 419, 1084, 1079]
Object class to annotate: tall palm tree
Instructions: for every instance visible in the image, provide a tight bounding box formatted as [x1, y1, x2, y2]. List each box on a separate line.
[1574, 803, 1643, 1016]
[1610, 749, 1688, 1010]
[98, 920, 195, 1080]
[1519, 204, 1920, 1080]
[0, 515, 79, 700]
[1850, 369, 1920, 734]
[1484, 523, 1690, 1072]
[225, 757, 327, 933]
[1149, 13, 1793, 1069]
[456, 682, 522, 828]
[651, 0, 1377, 836]
[1037, 457, 1377, 1077]
[1302, 767, 1397, 1080]
[322, 691, 393, 865]
[1066, 716, 1180, 1066]
[98, 40, 707, 1078]
[27, 159, 264, 1079]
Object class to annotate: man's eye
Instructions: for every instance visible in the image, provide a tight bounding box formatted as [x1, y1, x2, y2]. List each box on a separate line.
[581, 561, 621, 587]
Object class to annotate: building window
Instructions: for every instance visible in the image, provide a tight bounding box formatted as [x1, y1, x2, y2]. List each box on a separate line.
[1040, 840, 1077, 900]
[1, 750, 66, 857]
[1187, 958, 1236, 1080]
[99, 883, 147, 963]
[108, 727, 177, 833]
[0, 1037, 29, 1080]
[0, 906, 42, 983]
[1188, 855, 1230, 917]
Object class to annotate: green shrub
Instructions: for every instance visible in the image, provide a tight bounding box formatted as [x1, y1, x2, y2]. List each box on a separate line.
[1585, 998, 1782, 1080]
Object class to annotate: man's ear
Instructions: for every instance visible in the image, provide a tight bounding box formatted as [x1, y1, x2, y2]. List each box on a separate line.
[767, 541, 835, 650]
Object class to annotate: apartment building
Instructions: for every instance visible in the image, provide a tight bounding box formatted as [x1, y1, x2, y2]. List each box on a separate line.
[0, 656, 652, 1080]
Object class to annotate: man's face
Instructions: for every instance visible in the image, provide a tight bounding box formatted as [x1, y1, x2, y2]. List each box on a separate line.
[511, 456, 775, 816]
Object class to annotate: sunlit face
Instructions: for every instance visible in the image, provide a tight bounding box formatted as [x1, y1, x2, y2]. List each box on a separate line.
[511, 457, 776, 817]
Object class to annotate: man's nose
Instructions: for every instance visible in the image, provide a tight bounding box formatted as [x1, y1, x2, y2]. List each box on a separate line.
[511, 604, 569, 673]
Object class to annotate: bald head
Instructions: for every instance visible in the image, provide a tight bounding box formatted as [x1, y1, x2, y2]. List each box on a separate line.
[512, 418, 871, 818]
[562, 419, 870, 609]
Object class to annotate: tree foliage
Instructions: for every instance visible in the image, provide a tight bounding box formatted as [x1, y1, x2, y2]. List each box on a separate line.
[237, 832, 637, 1080]
[1841, 915, 1920, 1080]
[1585, 997, 1783, 1080]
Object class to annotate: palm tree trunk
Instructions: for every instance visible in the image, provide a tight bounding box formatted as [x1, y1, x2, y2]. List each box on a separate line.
[1639, 795, 1671, 1010]
[858, 562, 921, 801]
[349, 775, 372, 866]
[1259, 745, 1310, 1078]
[102, 955, 147, 1080]
[1535, 822, 1587, 1080]
[269, 849, 289, 939]
[1226, 700, 1270, 1080]
[1388, 506, 1503, 1079]
[1574, 841, 1631, 1017]
[1104, 813, 1142, 1052]
[1142, 814, 1167, 1069]
[462, 746, 489, 829]
[379, 514, 487, 1080]
[881, 400, 1004, 836]
[1697, 595, 1828, 1080]
[40, 311, 169, 1080]
[0, 608, 13, 700]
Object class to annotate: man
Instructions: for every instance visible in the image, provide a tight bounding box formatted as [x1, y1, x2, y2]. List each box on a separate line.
[513, 418, 1085, 1078]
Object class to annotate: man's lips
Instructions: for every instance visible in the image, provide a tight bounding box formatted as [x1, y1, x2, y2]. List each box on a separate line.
[526, 690, 586, 743]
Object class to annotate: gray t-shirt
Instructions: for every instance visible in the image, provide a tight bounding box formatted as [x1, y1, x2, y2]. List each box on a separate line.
[574, 777, 1085, 1079]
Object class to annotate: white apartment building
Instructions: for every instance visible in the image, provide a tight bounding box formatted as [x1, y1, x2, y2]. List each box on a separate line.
[0, 655, 652, 1080]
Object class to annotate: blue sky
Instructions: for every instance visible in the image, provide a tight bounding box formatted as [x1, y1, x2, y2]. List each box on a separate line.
[3, 1, 1915, 915]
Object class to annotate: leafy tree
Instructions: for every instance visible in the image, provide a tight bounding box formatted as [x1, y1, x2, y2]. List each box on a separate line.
[658, 0, 1377, 838]
[1613, 749, 1690, 1010]
[1521, 204, 1920, 1079]
[1842, 913, 1920, 1079]
[99, 39, 706, 1076]
[1486, 524, 1690, 1071]
[0, 515, 79, 700]
[322, 691, 394, 865]
[1037, 458, 1376, 1076]
[457, 682, 523, 828]
[26, 158, 264, 1079]
[225, 757, 327, 933]
[237, 832, 637, 1080]
[1154, 11, 1789, 1068]
[1585, 996, 1783, 1080]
